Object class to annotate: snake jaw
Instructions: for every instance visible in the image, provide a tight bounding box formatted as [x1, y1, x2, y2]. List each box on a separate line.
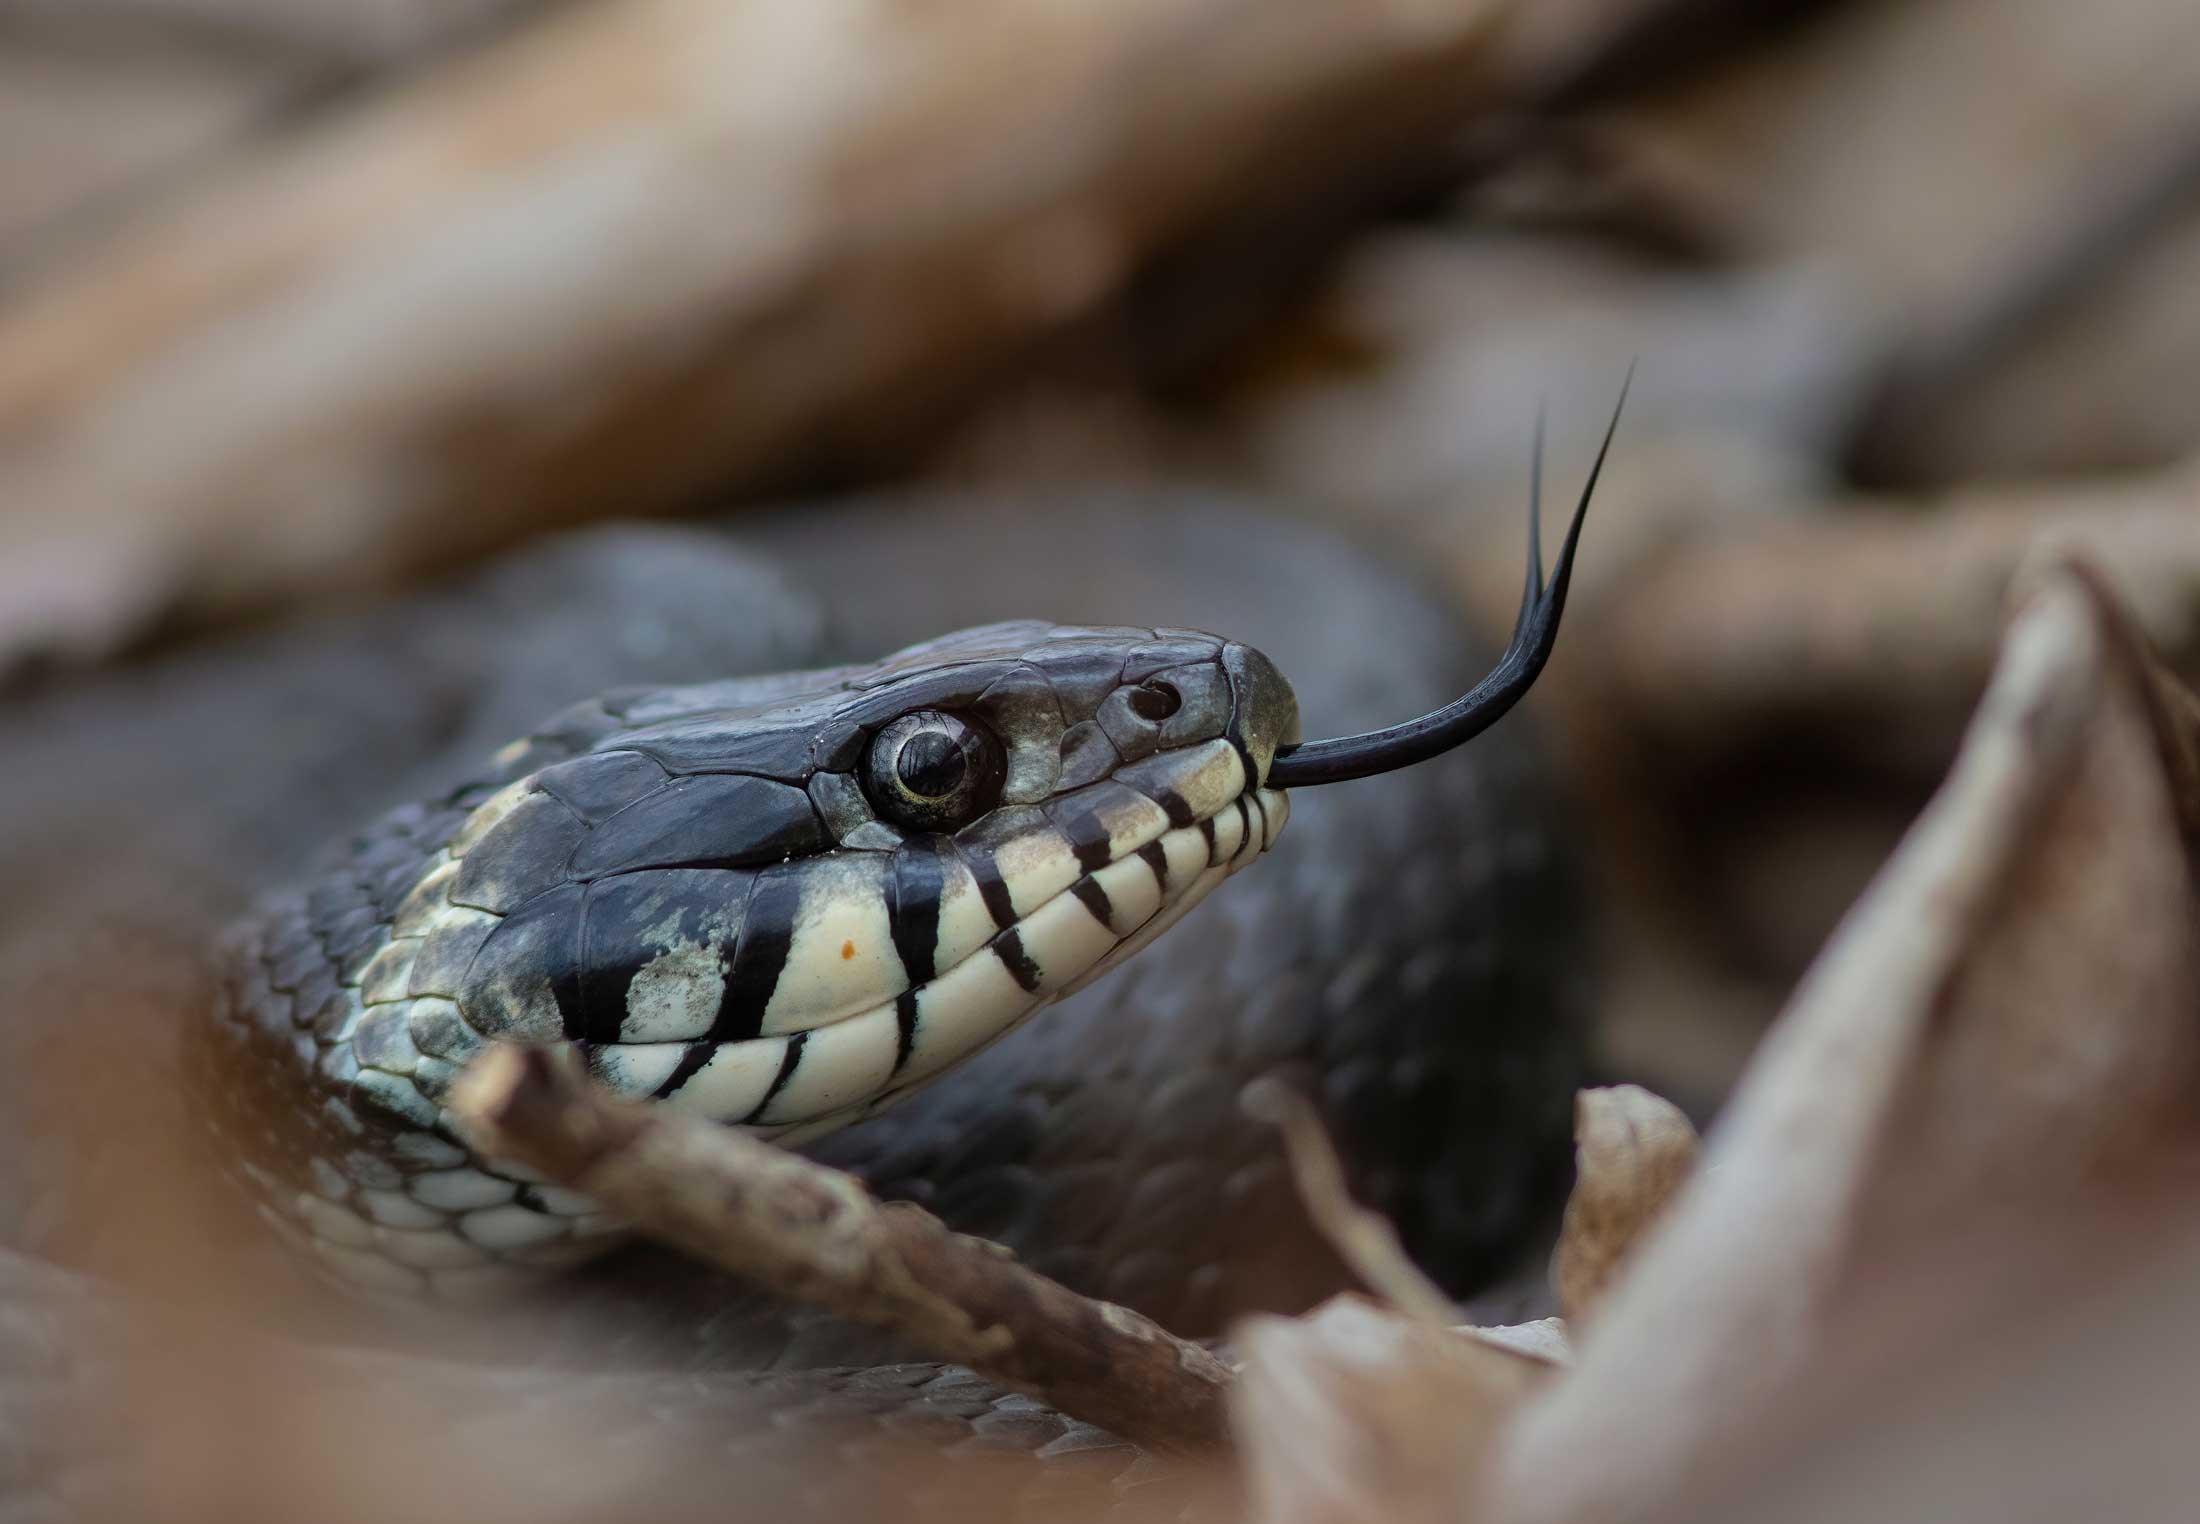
[765, 777, 1291, 1147]
[601, 739, 1291, 1135]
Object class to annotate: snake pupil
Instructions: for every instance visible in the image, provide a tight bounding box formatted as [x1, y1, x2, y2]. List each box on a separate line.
[897, 730, 968, 798]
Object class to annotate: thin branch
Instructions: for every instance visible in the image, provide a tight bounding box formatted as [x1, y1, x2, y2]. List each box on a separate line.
[448, 1043, 1234, 1455]
[1241, 1075, 1457, 1326]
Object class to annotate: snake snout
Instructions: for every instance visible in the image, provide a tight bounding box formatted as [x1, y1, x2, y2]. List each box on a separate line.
[1218, 641, 1299, 788]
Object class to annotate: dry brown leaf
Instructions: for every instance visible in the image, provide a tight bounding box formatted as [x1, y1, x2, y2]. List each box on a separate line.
[1232, 1295, 1556, 1524]
[1648, 1183, 2200, 1524]
[1551, 1084, 1698, 1326]
[1467, 1317, 1572, 1365]
[1484, 554, 2200, 1523]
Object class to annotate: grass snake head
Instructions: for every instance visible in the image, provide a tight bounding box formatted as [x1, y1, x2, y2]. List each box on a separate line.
[206, 623, 1302, 1293]
[200, 387, 1621, 1299]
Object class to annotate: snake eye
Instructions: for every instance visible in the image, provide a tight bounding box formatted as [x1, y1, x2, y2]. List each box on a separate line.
[862, 710, 1006, 832]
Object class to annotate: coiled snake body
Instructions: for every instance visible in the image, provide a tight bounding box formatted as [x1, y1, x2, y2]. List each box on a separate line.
[0, 478, 1602, 1501]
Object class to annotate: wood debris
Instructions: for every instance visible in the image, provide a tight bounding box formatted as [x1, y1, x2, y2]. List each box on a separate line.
[449, 1043, 1234, 1456]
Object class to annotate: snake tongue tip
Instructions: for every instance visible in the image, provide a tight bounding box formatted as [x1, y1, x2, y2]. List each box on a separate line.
[1263, 377, 1627, 789]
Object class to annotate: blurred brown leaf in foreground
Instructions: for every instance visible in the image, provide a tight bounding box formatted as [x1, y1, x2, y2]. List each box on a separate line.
[1233, 1297, 1554, 1524]
[1231, 553, 2200, 1521]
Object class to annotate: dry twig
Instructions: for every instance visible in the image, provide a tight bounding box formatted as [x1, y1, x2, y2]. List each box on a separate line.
[448, 1043, 1233, 1454]
[1230, 1080, 1570, 1524]
[1241, 1075, 1456, 1326]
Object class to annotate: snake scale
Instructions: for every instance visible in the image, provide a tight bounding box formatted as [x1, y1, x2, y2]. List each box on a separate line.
[0, 470, 1602, 1516]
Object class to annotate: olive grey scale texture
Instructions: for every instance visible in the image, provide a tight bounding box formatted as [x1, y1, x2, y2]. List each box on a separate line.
[203, 621, 1300, 1294]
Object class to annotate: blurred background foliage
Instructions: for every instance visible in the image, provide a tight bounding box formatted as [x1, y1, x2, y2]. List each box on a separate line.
[4, 0, 2198, 1129]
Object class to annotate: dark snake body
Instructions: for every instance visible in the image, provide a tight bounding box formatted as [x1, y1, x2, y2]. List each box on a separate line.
[0, 492, 1585, 1507]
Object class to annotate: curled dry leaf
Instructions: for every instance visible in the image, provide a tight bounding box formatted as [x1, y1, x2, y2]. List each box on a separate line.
[1551, 1084, 1699, 1326]
[1644, 1177, 2200, 1524]
[1487, 555, 2200, 1524]
[1233, 1295, 1557, 1524]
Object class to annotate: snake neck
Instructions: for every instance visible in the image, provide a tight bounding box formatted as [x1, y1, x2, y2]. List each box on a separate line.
[196, 794, 597, 1295]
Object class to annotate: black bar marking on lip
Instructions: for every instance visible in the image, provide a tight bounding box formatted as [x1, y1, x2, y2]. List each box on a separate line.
[889, 841, 946, 985]
[1198, 815, 1218, 866]
[1230, 798, 1256, 863]
[892, 989, 919, 1075]
[1053, 802, 1117, 873]
[1150, 785, 1196, 830]
[959, 844, 1019, 931]
[994, 927, 1043, 993]
[743, 1032, 808, 1123]
[1247, 792, 1269, 851]
[1137, 839, 1171, 894]
[1071, 877, 1115, 929]
[652, 1038, 718, 1100]
[712, 869, 798, 1042]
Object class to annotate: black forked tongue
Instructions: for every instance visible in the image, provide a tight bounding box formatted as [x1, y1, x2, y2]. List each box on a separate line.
[1265, 368, 1631, 789]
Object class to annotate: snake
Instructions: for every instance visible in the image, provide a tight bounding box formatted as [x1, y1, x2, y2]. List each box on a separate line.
[0, 404, 1614, 1514]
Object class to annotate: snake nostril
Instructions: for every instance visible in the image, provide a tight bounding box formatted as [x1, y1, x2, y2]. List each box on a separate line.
[1127, 680, 1181, 723]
